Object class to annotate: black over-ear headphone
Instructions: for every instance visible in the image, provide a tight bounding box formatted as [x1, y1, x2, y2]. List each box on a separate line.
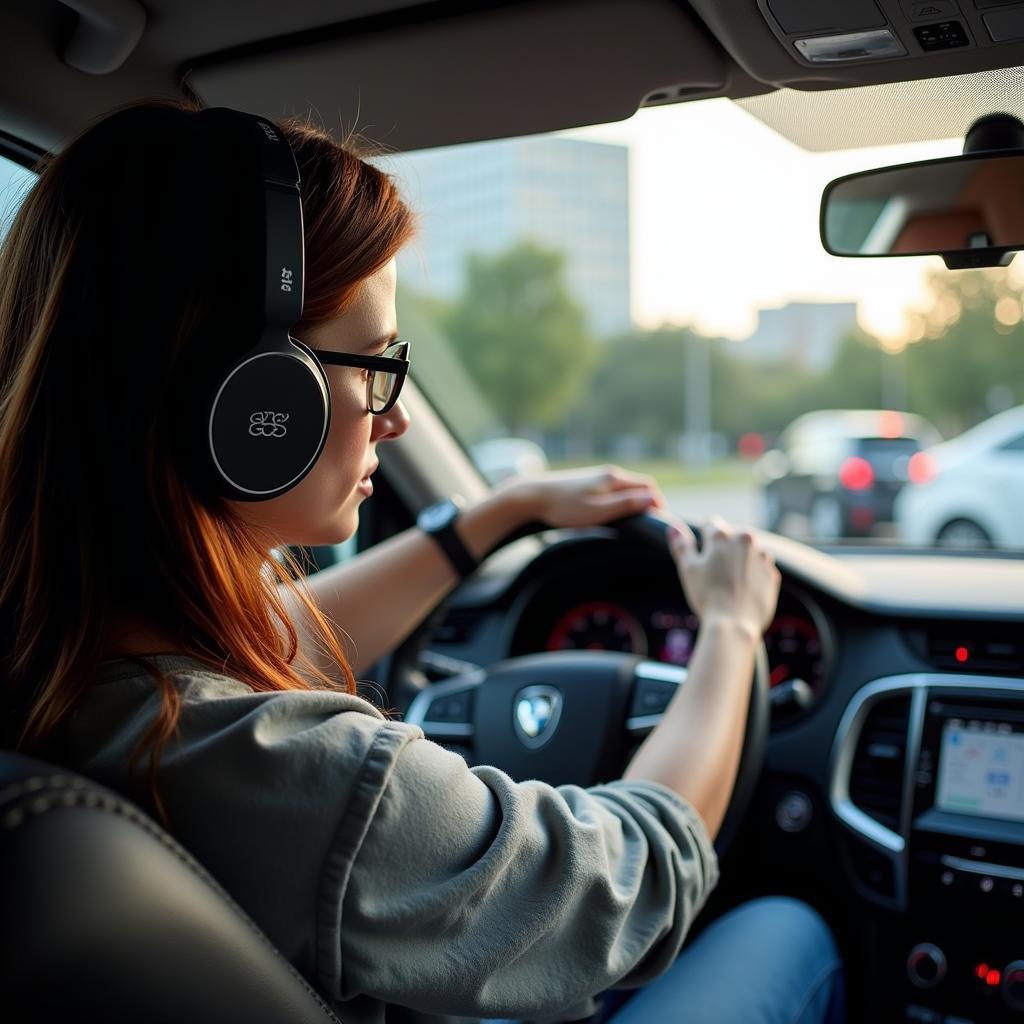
[198, 107, 330, 502]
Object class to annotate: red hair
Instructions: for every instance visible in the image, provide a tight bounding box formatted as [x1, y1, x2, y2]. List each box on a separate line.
[0, 101, 415, 817]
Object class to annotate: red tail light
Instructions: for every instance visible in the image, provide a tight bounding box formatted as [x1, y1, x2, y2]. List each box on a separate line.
[839, 456, 874, 490]
[908, 451, 938, 484]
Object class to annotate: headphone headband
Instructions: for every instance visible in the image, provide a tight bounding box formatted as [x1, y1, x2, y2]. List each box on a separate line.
[199, 108, 305, 337]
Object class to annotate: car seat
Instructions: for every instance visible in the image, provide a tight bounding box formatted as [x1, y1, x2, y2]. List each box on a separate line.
[0, 749, 342, 1023]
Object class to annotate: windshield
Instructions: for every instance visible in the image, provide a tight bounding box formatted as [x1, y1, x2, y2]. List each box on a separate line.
[384, 96, 1024, 552]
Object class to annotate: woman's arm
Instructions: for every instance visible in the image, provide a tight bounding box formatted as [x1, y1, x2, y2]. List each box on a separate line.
[622, 518, 780, 838]
[285, 466, 663, 678]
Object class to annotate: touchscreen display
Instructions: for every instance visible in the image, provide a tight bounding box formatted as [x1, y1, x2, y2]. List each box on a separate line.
[935, 718, 1024, 824]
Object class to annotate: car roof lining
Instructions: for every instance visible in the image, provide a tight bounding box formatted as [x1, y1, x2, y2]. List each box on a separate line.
[5, 0, 1024, 155]
[2, 0, 759, 154]
[188, 0, 762, 153]
[738, 65, 1024, 152]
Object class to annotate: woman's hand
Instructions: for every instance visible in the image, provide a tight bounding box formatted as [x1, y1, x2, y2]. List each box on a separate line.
[667, 514, 781, 640]
[497, 464, 667, 529]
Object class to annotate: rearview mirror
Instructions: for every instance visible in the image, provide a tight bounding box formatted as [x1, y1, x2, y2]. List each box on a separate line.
[821, 151, 1024, 269]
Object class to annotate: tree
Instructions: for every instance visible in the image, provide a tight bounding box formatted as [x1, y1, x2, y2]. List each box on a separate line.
[904, 269, 1024, 435]
[442, 242, 598, 435]
[395, 286, 503, 447]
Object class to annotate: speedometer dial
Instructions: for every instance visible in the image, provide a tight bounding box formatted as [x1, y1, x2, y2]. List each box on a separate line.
[765, 615, 824, 692]
[546, 600, 648, 655]
[762, 583, 833, 720]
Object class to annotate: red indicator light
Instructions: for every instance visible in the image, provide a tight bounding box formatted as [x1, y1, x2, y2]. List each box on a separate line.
[987, 968, 1001, 986]
[955, 646, 970, 663]
[976, 962, 990, 979]
[839, 456, 874, 490]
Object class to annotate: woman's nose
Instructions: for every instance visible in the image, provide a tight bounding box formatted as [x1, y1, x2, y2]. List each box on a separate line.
[371, 399, 410, 442]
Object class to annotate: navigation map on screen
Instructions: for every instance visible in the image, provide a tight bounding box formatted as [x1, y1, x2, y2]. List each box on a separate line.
[936, 718, 1024, 824]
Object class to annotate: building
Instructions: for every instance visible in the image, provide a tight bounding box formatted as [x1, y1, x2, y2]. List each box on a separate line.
[737, 301, 860, 371]
[386, 135, 631, 337]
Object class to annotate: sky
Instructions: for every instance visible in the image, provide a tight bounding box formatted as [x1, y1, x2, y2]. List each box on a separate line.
[561, 98, 964, 347]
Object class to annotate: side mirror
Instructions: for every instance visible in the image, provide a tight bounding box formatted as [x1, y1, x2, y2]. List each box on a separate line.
[821, 113, 1024, 270]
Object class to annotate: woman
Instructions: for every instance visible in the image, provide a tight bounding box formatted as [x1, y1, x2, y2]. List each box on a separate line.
[0, 101, 843, 1024]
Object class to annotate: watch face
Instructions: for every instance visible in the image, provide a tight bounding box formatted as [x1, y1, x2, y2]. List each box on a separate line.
[421, 500, 457, 531]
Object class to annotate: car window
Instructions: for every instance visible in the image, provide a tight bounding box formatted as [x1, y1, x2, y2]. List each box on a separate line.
[857, 438, 922, 459]
[382, 98, 1024, 551]
[0, 151, 35, 243]
[999, 434, 1024, 453]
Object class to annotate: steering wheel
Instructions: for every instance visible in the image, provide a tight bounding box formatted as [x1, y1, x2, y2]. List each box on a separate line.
[392, 513, 770, 855]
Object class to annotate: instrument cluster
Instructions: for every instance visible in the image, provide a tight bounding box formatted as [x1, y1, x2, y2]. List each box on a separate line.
[524, 582, 833, 721]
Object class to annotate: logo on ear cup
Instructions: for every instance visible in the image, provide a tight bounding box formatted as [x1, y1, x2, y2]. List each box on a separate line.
[249, 411, 289, 437]
[210, 350, 328, 497]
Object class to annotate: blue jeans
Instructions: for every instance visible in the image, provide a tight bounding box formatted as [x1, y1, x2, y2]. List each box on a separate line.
[597, 896, 844, 1024]
[489, 896, 845, 1024]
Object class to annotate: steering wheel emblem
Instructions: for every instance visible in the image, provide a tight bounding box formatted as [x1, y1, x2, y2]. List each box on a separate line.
[513, 685, 563, 749]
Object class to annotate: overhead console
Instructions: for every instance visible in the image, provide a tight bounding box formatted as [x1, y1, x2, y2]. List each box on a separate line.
[688, 0, 1024, 89]
[832, 674, 1024, 1021]
[762, 0, 1018, 65]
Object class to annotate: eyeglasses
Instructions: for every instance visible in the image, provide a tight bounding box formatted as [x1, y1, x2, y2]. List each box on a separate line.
[309, 340, 410, 415]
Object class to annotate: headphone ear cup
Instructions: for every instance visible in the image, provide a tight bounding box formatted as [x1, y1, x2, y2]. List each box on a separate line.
[208, 345, 330, 500]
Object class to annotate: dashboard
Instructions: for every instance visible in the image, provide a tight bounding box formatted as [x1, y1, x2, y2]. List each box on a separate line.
[412, 526, 1024, 1023]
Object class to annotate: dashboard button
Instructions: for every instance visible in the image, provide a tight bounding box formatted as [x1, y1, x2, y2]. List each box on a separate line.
[776, 791, 813, 832]
[1003, 960, 1024, 1012]
[976, 875, 996, 895]
[907, 943, 947, 989]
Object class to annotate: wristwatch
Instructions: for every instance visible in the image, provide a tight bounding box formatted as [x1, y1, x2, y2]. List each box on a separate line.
[417, 497, 480, 579]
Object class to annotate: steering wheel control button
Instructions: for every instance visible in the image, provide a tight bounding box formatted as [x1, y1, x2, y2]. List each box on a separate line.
[907, 943, 947, 989]
[405, 674, 484, 741]
[630, 679, 678, 716]
[512, 685, 563, 749]
[775, 791, 813, 832]
[426, 691, 474, 723]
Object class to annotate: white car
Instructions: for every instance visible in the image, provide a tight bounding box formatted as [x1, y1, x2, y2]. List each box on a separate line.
[469, 438, 549, 486]
[895, 405, 1024, 548]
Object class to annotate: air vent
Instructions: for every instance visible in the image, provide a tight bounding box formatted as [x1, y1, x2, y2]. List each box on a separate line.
[906, 622, 1024, 673]
[848, 695, 911, 832]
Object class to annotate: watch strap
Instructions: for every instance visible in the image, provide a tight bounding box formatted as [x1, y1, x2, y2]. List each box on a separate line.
[419, 501, 479, 578]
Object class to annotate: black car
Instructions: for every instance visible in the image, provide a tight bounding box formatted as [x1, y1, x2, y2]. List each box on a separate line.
[757, 410, 941, 539]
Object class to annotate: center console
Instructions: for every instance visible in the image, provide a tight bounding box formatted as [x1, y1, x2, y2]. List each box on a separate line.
[833, 674, 1024, 1024]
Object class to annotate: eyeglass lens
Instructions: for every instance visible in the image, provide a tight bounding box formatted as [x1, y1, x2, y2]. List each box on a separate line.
[370, 342, 406, 413]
